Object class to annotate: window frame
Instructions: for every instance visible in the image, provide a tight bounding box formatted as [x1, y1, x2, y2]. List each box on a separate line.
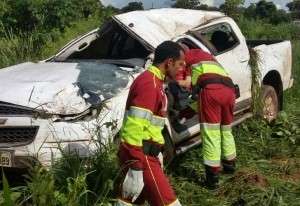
[190, 22, 241, 56]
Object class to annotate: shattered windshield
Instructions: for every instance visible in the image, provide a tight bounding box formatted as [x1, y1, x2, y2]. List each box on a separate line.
[75, 61, 131, 99]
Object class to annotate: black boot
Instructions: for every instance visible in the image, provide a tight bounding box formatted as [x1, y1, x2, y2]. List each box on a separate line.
[222, 160, 236, 174]
[205, 166, 220, 189]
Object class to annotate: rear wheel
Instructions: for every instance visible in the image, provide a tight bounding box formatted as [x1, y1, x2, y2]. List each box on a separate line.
[261, 85, 279, 122]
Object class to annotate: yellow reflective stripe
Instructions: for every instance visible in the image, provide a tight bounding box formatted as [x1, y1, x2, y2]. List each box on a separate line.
[121, 107, 165, 146]
[200, 123, 220, 131]
[167, 199, 182, 206]
[204, 159, 221, 167]
[221, 124, 232, 131]
[116, 199, 133, 206]
[191, 62, 229, 86]
[192, 61, 222, 68]
[152, 115, 165, 127]
[126, 106, 165, 127]
[224, 153, 236, 161]
[127, 106, 153, 122]
[148, 65, 165, 80]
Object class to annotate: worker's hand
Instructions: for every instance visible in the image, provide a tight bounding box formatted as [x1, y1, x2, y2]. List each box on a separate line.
[158, 152, 164, 169]
[122, 168, 144, 202]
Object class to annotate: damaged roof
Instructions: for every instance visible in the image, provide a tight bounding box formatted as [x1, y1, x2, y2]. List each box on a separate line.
[114, 8, 224, 49]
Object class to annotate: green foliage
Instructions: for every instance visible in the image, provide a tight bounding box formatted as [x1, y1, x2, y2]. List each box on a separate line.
[172, 0, 201, 9]
[120, 2, 144, 13]
[0, 144, 119, 205]
[248, 48, 262, 115]
[220, 0, 245, 21]
[0, 0, 102, 35]
[243, 1, 291, 25]
[172, 0, 219, 11]
[25, 166, 57, 206]
[255, 0, 277, 19]
[238, 17, 300, 40]
[287, 0, 300, 19]
[1, 172, 14, 206]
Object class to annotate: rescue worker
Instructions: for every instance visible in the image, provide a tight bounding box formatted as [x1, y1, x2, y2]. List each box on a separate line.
[115, 41, 185, 206]
[185, 49, 237, 189]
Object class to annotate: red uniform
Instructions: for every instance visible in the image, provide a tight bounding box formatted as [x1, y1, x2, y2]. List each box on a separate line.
[186, 49, 237, 184]
[117, 66, 180, 206]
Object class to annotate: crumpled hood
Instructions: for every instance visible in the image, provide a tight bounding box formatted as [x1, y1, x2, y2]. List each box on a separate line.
[0, 61, 131, 115]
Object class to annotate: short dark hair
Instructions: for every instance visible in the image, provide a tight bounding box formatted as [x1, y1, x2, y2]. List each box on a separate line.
[153, 41, 182, 65]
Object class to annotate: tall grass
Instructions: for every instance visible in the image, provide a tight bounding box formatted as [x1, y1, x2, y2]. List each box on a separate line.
[0, 144, 119, 206]
[238, 17, 300, 40]
[0, 15, 103, 69]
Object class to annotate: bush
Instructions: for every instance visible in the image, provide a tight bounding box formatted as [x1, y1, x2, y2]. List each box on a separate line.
[238, 17, 300, 40]
[0, 0, 102, 35]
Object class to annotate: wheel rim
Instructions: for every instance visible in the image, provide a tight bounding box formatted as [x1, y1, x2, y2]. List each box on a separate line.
[263, 94, 277, 122]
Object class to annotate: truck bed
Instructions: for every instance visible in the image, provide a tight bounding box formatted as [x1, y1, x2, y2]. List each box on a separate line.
[246, 40, 285, 48]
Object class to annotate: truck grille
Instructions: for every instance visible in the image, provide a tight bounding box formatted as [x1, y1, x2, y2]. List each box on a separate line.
[0, 105, 34, 115]
[0, 126, 38, 143]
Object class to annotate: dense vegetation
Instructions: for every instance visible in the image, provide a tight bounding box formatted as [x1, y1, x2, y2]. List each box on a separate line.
[0, 0, 300, 205]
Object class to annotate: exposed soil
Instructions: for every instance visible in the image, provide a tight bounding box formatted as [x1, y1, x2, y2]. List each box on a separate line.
[232, 170, 269, 188]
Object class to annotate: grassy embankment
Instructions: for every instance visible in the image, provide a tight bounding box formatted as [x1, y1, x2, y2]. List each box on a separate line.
[0, 16, 299, 206]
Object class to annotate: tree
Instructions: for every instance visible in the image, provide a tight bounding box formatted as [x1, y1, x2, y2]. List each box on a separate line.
[287, 0, 300, 19]
[121, 2, 144, 13]
[172, 0, 201, 9]
[198, 4, 219, 11]
[220, 0, 245, 21]
[269, 9, 291, 25]
[244, 3, 256, 19]
[172, 0, 219, 10]
[243, 1, 291, 24]
[255, 0, 276, 19]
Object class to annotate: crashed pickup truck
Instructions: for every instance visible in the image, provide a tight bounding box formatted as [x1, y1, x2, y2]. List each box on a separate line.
[0, 9, 293, 168]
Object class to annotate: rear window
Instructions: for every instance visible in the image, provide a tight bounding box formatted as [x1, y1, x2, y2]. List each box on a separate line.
[195, 23, 239, 55]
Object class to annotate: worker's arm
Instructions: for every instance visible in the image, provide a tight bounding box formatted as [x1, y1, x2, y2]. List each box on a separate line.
[177, 66, 192, 89]
[177, 76, 191, 89]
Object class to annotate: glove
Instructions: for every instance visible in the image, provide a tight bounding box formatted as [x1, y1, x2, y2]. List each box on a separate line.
[158, 152, 164, 169]
[122, 168, 144, 202]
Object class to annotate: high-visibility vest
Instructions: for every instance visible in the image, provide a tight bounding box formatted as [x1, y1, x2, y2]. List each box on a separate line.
[191, 61, 229, 87]
[120, 65, 167, 147]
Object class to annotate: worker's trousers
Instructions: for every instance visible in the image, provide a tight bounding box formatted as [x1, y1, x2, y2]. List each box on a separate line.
[116, 143, 181, 206]
[198, 84, 236, 172]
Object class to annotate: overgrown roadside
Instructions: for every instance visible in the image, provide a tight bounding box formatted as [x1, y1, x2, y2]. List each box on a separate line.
[0, 10, 300, 206]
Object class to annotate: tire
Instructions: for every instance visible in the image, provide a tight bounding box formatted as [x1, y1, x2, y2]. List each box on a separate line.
[261, 85, 279, 122]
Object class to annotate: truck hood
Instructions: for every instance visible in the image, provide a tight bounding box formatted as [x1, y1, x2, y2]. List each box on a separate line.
[113, 8, 224, 49]
[0, 61, 131, 115]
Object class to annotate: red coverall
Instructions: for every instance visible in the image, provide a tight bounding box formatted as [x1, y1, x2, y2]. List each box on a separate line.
[116, 66, 180, 206]
[185, 49, 237, 184]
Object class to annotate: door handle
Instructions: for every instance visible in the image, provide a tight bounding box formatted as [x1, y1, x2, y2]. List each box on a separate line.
[77, 42, 89, 52]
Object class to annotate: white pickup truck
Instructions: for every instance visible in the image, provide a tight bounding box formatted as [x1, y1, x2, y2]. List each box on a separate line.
[0, 9, 293, 167]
